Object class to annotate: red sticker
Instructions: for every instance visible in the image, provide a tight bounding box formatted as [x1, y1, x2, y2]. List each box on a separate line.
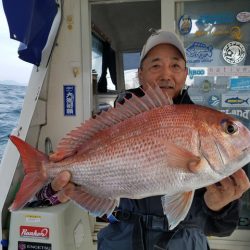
[20, 226, 49, 239]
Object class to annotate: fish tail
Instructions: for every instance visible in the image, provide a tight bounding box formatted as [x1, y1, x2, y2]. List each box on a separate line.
[9, 135, 49, 211]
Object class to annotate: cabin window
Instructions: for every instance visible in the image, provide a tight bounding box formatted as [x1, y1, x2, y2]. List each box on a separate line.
[92, 34, 103, 84]
[123, 52, 140, 90]
[92, 35, 116, 92]
[175, 0, 250, 230]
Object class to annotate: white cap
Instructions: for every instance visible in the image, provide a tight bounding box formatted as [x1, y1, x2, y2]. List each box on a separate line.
[140, 29, 186, 64]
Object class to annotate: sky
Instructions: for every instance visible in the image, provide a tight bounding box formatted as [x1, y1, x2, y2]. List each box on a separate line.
[0, 2, 32, 85]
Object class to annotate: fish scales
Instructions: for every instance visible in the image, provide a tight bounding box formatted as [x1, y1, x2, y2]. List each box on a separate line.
[46, 105, 210, 197]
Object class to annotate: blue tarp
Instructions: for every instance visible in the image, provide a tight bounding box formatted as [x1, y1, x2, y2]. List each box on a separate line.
[2, 0, 58, 66]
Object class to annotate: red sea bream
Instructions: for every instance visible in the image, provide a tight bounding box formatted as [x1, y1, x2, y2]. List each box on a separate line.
[9, 85, 250, 229]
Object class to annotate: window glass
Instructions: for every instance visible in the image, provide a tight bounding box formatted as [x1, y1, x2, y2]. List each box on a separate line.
[123, 52, 140, 90]
[92, 35, 103, 83]
[176, 0, 250, 230]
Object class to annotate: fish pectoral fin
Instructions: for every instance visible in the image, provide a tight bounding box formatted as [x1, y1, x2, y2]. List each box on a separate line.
[64, 186, 118, 217]
[161, 191, 194, 230]
[161, 141, 202, 173]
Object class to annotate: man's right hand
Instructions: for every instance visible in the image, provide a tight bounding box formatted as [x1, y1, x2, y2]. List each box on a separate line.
[51, 171, 74, 203]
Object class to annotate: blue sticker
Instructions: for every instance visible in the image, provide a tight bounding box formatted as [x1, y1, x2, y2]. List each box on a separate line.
[186, 42, 213, 64]
[208, 95, 220, 107]
[64, 85, 76, 116]
[178, 15, 192, 35]
[230, 78, 250, 90]
[196, 13, 235, 25]
[188, 68, 206, 80]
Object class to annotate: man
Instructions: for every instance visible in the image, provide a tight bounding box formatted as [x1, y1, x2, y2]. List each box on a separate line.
[38, 30, 250, 249]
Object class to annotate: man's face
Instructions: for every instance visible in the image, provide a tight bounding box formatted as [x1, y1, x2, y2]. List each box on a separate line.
[138, 44, 188, 99]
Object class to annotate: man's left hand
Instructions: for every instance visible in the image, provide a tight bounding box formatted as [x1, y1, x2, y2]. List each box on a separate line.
[204, 169, 250, 211]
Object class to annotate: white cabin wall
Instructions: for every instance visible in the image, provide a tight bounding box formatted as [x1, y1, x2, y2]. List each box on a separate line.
[38, 0, 92, 152]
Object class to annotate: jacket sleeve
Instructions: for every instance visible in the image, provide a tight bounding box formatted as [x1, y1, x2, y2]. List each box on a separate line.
[187, 188, 241, 237]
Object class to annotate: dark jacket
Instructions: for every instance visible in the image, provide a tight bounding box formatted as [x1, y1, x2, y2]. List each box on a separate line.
[97, 87, 241, 250]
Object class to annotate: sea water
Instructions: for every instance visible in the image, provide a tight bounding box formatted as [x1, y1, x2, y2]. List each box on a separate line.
[0, 84, 26, 162]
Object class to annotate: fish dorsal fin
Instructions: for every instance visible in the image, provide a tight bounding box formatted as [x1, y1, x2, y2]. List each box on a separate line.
[51, 84, 172, 161]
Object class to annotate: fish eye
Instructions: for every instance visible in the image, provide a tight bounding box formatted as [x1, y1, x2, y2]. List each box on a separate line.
[221, 119, 238, 135]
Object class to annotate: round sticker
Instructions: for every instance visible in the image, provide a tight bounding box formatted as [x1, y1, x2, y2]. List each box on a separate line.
[236, 12, 250, 22]
[222, 41, 246, 64]
[178, 15, 192, 35]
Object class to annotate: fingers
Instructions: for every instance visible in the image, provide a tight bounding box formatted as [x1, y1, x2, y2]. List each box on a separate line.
[219, 176, 235, 194]
[205, 183, 221, 193]
[230, 169, 250, 198]
[51, 171, 71, 192]
[205, 169, 250, 211]
[57, 182, 75, 203]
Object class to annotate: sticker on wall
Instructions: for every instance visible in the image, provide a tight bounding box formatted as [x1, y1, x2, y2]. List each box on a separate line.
[178, 15, 192, 35]
[186, 42, 213, 64]
[18, 241, 51, 250]
[222, 41, 246, 64]
[236, 12, 250, 23]
[220, 109, 250, 121]
[230, 26, 242, 40]
[64, 85, 76, 116]
[196, 13, 235, 25]
[207, 66, 250, 77]
[194, 26, 242, 39]
[230, 78, 250, 91]
[190, 95, 204, 104]
[208, 95, 220, 107]
[20, 226, 49, 239]
[222, 93, 250, 107]
[188, 68, 206, 80]
[201, 80, 212, 92]
[25, 215, 41, 223]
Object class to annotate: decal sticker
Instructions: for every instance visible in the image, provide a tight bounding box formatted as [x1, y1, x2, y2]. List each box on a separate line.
[188, 68, 206, 80]
[207, 66, 250, 77]
[222, 41, 246, 64]
[236, 12, 250, 22]
[186, 42, 213, 63]
[219, 109, 250, 120]
[194, 26, 242, 39]
[230, 78, 250, 90]
[230, 26, 242, 40]
[196, 13, 235, 25]
[222, 93, 250, 107]
[64, 85, 76, 116]
[25, 215, 41, 223]
[208, 95, 220, 107]
[20, 226, 49, 239]
[178, 15, 192, 35]
[190, 95, 204, 104]
[18, 241, 51, 250]
[201, 80, 212, 92]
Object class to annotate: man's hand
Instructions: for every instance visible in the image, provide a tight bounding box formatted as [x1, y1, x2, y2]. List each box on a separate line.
[51, 171, 74, 203]
[204, 169, 250, 211]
